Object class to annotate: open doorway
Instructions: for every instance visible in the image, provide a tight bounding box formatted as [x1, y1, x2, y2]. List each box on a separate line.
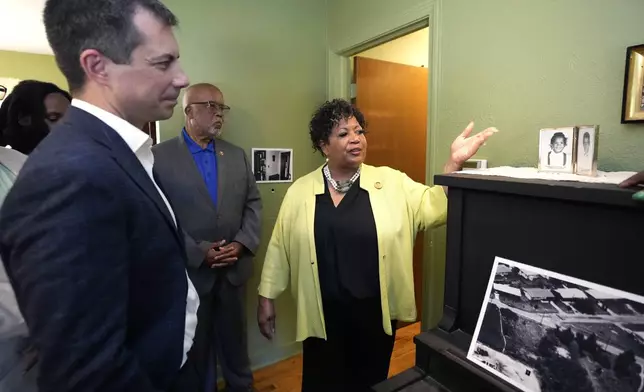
[280, 151, 291, 181]
[351, 27, 430, 323]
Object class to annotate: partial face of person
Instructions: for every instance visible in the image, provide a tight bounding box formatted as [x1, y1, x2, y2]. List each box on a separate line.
[107, 8, 189, 127]
[551, 137, 565, 153]
[321, 116, 367, 169]
[186, 88, 228, 138]
[43, 92, 70, 127]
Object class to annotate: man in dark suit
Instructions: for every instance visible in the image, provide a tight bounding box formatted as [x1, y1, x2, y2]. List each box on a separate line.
[0, 1, 197, 391]
[153, 83, 262, 392]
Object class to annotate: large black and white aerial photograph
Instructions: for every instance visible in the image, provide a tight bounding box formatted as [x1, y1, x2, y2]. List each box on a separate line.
[468, 257, 644, 392]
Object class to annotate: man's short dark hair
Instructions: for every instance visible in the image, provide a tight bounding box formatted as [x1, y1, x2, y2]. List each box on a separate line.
[309, 99, 366, 155]
[44, 0, 178, 92]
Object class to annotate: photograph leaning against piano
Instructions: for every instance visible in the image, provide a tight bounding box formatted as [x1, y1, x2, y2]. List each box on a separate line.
[468, 256, 644, 392]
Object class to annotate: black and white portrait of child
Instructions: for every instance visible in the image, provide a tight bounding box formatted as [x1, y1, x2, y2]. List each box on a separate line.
[581, 132, 591, 156]
[539, 128, 575, 173]
[576, 126, 597, 175]
[547, 132, 568, 168]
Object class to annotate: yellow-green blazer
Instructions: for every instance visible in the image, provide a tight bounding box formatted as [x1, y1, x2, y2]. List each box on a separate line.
[258, 164, 447, 341]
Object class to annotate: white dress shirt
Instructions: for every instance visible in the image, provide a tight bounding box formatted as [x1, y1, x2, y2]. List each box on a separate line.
[72, 99, 199, 367]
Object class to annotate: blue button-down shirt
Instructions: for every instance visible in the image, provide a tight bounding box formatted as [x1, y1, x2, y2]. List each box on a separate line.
[182, 129, 218, 207]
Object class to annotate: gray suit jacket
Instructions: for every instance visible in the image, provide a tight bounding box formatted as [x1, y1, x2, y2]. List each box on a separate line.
[152, 136, 261, 294]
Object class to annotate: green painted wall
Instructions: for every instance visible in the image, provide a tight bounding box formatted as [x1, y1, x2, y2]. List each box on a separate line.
[161, 0, 327, 369]
[327, 0, 644, 331]
[435, 0, 644, 171]
[0, 50, 67, 89]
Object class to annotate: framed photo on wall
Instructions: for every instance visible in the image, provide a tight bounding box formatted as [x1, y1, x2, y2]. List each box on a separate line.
[251, 148, 293, 183]
[537, 127, 577, 174]
[621, 44, 644, 123]
[574, 125, 599, 177]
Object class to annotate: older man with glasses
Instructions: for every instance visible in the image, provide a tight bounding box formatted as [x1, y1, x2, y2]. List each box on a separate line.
[153, 83, 261, 392]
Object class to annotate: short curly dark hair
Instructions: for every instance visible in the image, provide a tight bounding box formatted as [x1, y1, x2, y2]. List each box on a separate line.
[309, 99, 366, 155]
[550, 132, 568, 146]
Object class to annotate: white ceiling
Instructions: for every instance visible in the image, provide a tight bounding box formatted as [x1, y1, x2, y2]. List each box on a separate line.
[0, 0, 53, 55]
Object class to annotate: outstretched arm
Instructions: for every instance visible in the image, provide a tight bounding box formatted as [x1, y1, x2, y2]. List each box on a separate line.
[405, 121, 498, 230]
[442, 121, 498, 193]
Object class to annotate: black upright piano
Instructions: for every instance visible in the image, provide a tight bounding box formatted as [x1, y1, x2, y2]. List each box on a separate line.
[373, 172, 644, 392]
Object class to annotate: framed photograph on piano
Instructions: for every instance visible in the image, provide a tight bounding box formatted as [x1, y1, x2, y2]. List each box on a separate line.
[574, 125, 599, 177]
[538, 127, 576, 174]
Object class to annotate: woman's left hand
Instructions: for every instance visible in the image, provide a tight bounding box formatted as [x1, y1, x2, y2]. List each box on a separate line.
[444, 121, 498, 172]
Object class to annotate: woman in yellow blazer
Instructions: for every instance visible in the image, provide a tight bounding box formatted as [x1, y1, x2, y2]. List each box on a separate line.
[257, 99, 496, 391]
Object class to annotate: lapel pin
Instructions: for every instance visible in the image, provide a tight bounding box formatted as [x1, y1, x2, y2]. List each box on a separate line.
[219, 151, 224, 156]
[374, 182, 383, 189]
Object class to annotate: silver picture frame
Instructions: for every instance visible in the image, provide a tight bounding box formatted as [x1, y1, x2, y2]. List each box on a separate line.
[537, 127, 577, 174]
[574, 125, 599, 177]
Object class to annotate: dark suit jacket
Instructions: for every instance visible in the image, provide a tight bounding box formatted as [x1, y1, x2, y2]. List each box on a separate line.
[0, 107, 188, 392]
[153, 135, 261, 294]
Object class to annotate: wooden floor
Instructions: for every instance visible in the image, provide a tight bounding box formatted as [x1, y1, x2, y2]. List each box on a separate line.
[251, 322, 420, 392]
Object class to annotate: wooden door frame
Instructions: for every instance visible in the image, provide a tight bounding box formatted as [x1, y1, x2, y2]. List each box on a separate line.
[142, 121, 161, 145]
[326, 0, 444, 329]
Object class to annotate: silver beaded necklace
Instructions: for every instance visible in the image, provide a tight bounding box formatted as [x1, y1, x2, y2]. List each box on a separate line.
[323, 164, 360, 193]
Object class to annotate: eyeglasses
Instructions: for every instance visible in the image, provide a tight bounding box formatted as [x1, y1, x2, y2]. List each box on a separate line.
[188, 101, 231, 114]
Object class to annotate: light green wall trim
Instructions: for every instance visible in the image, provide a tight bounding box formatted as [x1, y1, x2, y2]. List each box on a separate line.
[327, 0, 434, 54]
[161, 0, 327, 369]
[326, 51, 349, 99]
[0, 50, 67, 90]
[327, 0, 445, 329]
[424, 0, 446, 330]
[326, 0, 434, 98]
[353, 28, 430, 68]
